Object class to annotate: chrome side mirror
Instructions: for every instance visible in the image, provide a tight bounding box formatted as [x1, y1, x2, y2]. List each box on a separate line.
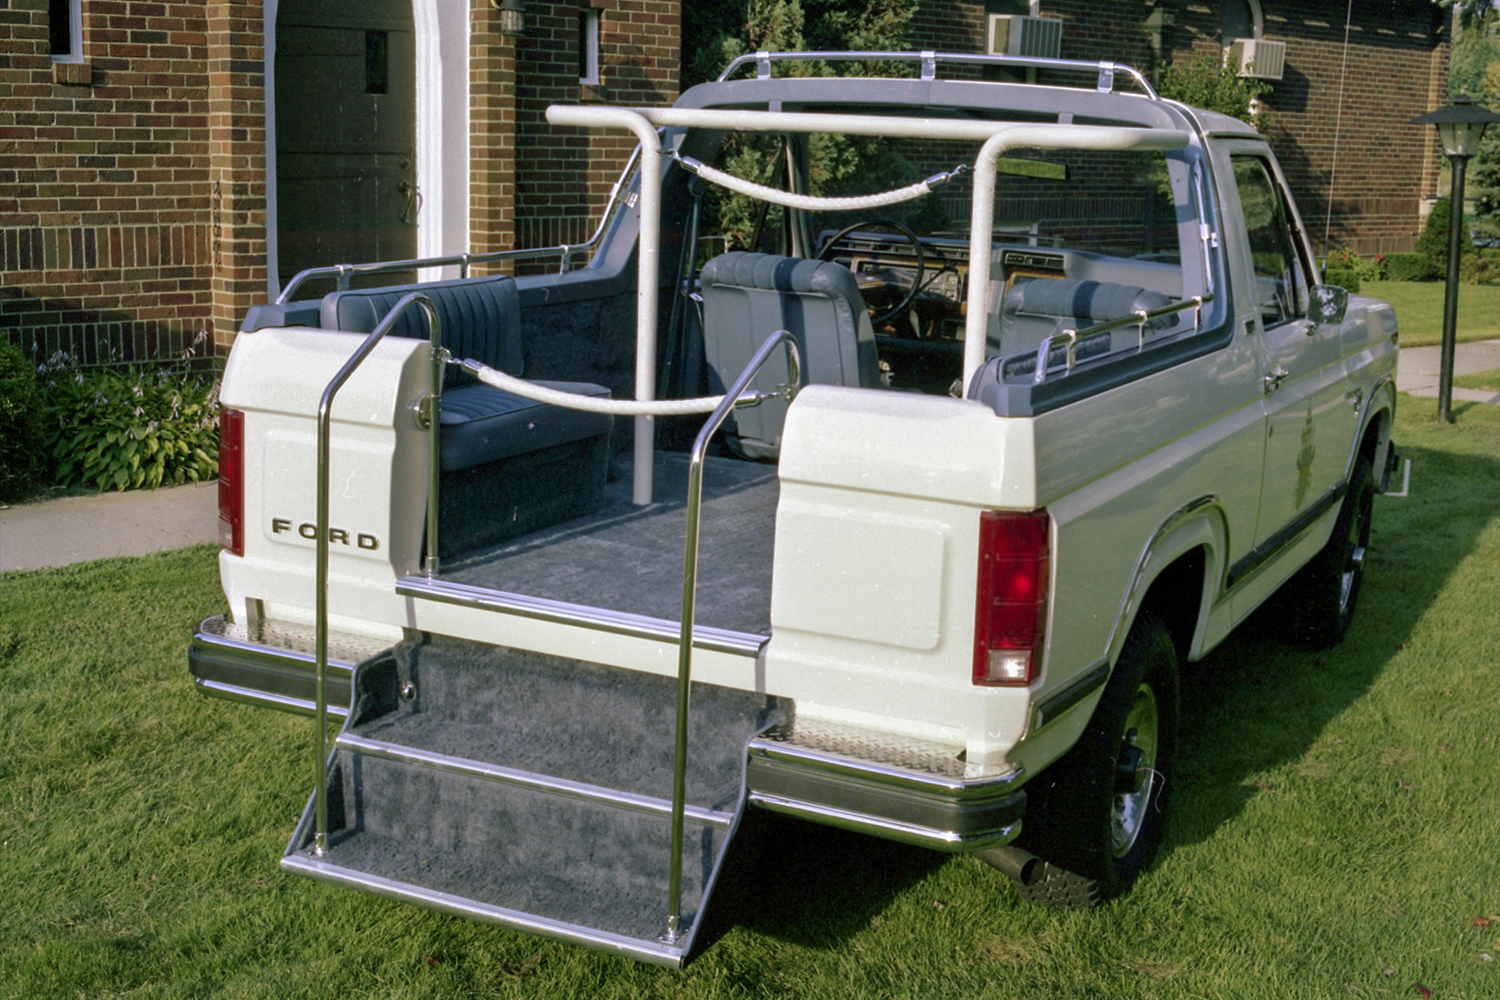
[1309, 284, 1348, 327]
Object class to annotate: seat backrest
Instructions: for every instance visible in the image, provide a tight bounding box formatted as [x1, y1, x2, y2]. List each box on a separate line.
[699, 251, 879, 459]
[320, 275, 523, 386]
[992, 277, 1176, 357]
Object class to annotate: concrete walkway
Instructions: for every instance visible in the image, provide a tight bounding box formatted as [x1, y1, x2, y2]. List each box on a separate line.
[2, 342, 1497, 575]
[0, 480, 218, 573]
[1392, 339, 1500, 405]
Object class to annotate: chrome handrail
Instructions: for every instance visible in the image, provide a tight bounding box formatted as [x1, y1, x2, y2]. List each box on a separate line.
[1032, 294, 1215, 385]
[716, 50, 1159, 99]
[277, 146, 643, 304]
[663, 329, 802, 944]
[312, 291, 441, 855]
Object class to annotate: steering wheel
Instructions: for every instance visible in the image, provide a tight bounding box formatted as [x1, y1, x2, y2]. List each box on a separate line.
[817, 219, 926, 327]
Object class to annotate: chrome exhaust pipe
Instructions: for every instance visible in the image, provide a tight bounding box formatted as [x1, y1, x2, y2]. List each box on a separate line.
[976, 844, 1041, 885]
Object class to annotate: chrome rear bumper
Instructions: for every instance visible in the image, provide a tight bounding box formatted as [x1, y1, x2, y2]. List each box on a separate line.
[188, 614, 391, 717]
[747, 719, 1026, 852]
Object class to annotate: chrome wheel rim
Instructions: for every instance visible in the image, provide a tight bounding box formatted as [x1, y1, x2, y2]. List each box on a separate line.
[1111, 683, 1160, 858]
[1338, 494, 1371, 615]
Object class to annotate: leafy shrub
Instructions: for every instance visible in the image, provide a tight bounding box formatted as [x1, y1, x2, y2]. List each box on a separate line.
[1415, 198, 1476, 274]
[1384, 251, 1439, 282]
[1460, 254, 1500, 284]
[1322, 266, 1361, 293]
[37, 347, 220, 492]
[0, 338, 46, 501]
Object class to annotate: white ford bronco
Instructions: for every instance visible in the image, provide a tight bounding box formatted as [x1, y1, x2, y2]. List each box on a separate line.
[190, 52, 1399, 965]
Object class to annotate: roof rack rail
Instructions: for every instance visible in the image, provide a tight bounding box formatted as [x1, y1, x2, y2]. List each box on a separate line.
[716, 50, 1158, 101]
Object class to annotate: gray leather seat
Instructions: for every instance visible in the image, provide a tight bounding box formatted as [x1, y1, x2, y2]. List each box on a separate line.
[315, 275, 613, 555]
[699, 252, 880, 460]
[991, 277, 1178, 357]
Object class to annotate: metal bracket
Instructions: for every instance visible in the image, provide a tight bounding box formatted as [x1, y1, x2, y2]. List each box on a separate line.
[413, 394, 437, 429]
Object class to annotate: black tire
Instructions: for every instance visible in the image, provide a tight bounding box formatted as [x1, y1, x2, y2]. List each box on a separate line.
[983, 612, 1179, 909]
[1288, 454, 1374, 650]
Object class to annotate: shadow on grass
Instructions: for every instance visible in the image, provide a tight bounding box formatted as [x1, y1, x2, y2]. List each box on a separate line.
[1168, 432, 1500, 851]
[695, 810, 948, 954]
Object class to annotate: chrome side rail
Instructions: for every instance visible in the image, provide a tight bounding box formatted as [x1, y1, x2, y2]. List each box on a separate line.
[1032, 293, 1215, 385]
[716, 49, 1158, 99]
[663, 329, 802, 945]
[277, 147, 641, 302]
[312, 291, 442, 856]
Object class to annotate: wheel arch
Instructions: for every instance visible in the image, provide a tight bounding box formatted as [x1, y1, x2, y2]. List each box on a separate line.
[1354, 375, 1396, 490]
[1105, 497, 1226, 671]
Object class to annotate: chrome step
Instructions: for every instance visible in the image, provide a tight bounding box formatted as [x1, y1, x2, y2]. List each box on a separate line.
[395, 575, 768, 657]
[282, 849, 692, 967]
[282, 634, 789, 966]
[336, 730, 735, 829]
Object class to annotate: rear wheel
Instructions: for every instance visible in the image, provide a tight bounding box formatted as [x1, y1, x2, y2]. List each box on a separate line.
[982, 612, 1179, 909]
[1287, 454, 1374, 650]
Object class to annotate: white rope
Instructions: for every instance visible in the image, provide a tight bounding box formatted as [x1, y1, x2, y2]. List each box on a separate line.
[463, 361, 729, 416]
[674, 154, 962, 212]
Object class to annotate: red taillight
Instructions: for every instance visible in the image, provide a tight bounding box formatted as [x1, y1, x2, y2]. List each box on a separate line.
[218, 408, 245, 557]
[973, 510, 1049, 686]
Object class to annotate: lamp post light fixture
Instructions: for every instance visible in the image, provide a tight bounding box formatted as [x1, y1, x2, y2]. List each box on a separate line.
[1411, 93, 1500, 423]
[492, 0, 526, 37]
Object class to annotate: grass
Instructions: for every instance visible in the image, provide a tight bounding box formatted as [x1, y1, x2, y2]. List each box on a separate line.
[1454, 367, 1500, 394]
[2, 396, 1499, 998]
[1363, 280, 1500, 347]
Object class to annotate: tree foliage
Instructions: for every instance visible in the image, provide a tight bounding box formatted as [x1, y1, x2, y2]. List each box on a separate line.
[1155, 48, 1270, 132]
[1444, 4, 1500, 243]
[680, 0, 924, 251]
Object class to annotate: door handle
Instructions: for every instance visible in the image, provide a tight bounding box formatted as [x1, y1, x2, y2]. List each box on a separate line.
[398, 180, 422, 225]
[1263, 365, 1289, 394]
[1346, 386, 1363, 413]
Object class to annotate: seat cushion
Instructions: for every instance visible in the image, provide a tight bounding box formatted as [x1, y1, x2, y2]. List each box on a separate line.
[438, 381, 613, 472]
[320, 275, 523, 386]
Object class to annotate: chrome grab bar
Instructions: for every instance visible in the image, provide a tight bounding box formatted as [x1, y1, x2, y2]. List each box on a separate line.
[663, 329, 802, 944]
[313, 291, 442, 855]
[1031, 294, 1214, 385]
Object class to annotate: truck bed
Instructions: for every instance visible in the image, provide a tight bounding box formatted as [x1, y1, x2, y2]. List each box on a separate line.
[439, 450, 778, 636]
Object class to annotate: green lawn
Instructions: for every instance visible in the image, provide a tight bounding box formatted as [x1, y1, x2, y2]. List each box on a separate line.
[1454, 367, 1500, 394]
[1364, 280, 1500, 347]
[2, 397, 1499, 999]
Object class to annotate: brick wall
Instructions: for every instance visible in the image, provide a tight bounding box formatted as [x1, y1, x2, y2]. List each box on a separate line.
[909, 0, 1447, 255]
[2, 0, 678, 363]
[512, 0, 680, 252]
[1, 0, 216, 365]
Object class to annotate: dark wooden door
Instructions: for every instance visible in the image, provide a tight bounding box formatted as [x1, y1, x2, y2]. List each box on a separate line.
[275, 0, 416, 291]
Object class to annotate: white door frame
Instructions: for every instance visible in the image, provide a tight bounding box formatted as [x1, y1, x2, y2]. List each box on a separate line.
[263, 0, 470, 298]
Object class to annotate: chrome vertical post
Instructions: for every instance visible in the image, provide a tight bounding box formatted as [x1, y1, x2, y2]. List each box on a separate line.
[664, 329, 800, 943]
[313, 292, 437, 855]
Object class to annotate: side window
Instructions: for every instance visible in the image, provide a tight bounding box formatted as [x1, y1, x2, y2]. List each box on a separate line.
[1231, 155, 1310, 327]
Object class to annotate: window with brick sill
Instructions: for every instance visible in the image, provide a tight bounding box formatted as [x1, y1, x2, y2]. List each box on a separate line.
[50, 0, 84, 64]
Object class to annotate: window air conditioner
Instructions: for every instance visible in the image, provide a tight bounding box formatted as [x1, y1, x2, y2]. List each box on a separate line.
[986, 15, 1063, 60]
[1228, 38, 1286, 81]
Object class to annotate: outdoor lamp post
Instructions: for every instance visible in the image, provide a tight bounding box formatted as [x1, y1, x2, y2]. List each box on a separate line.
[1411, 94, 1500, 423]
[492, 0, 526, 37]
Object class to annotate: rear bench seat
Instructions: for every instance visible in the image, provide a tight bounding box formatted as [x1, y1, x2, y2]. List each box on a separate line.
[246, 276, 613, 557]
[988, 277, 1180, 361]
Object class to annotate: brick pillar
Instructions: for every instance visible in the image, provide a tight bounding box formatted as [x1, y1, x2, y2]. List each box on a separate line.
[207, 0, 268, 350]
[470, 0, 517, 274]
